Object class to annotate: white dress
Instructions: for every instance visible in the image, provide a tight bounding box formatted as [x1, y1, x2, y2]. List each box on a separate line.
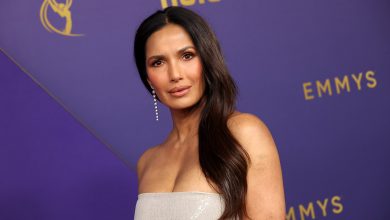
[134, 191, 225, 220]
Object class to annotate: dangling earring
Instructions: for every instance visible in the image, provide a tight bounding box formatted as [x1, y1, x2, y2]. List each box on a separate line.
[152, 89, 159, 121]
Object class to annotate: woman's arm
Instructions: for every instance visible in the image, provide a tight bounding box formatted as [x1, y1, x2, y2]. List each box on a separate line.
[228, 113, 286, 220]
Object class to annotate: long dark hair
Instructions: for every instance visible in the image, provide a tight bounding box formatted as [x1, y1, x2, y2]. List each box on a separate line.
[133, 6, 252, 220]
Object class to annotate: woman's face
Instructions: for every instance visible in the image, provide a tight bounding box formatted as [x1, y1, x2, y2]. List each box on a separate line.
[145, 23, 204, 110]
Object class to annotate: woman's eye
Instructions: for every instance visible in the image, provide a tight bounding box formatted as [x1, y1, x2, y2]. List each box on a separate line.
[183, 53, 194, 60]
[151, 60, 163, 67]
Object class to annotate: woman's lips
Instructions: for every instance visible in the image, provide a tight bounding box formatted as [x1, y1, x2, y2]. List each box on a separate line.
[169, 86, 191, 97]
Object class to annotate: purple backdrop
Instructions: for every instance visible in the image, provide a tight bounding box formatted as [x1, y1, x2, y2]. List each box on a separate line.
[0, 51, 137, 219]
[1, 0, 389, 219]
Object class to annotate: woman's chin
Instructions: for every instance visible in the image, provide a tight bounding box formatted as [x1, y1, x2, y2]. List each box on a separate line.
[162, 96, 205, 112]
[167, 101, 201, 112]
[169, 104, 196, 111]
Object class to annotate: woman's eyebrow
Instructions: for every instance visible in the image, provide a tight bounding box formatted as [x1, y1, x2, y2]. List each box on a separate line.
[177, 46, 195, 54]
[147, 46, 195, 61]
[147, 55, 164, 62]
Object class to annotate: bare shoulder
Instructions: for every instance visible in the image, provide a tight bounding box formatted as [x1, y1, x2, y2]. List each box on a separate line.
[228, 112, 274, 144]
[227, 112, 278, 165]
[229, 112, 285, 219]
[136, 145, 159, 180]
[228, 112, 267, 131]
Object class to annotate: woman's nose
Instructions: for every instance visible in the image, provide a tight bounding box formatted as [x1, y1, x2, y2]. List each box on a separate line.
[168, 62, 183, 82]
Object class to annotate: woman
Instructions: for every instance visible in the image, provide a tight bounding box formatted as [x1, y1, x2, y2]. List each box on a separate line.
[133, 6, 285, 220]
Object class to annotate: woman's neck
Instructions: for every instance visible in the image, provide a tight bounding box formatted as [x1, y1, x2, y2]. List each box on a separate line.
[169, 104, 203, 145]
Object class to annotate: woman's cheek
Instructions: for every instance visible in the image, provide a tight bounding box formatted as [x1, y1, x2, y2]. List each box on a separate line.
[147, 73, 166, 98]
[187, 58, 202, 77]
[146, 70, 159, 86]
[152, 75, 166, 89]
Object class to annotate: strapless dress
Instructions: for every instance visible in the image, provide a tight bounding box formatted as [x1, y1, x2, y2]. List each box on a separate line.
[134, 191, 225, 220]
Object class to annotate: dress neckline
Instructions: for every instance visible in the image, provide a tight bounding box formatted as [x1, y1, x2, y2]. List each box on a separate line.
[137, 191, 222, 197]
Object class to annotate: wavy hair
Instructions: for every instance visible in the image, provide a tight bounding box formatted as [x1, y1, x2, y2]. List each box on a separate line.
[133, 6, 252, 220]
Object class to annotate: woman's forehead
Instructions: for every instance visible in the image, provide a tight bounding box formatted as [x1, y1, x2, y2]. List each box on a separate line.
[145, 24, 195, 56]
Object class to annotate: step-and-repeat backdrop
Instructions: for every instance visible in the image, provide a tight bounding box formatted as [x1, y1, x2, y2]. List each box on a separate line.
[1, 0, 389, 219]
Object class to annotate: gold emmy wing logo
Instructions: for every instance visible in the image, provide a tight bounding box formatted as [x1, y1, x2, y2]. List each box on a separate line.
[39, 0, 83, 36]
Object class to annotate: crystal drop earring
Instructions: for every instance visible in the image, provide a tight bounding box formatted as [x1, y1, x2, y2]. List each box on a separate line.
[152, 89, 159, 121]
